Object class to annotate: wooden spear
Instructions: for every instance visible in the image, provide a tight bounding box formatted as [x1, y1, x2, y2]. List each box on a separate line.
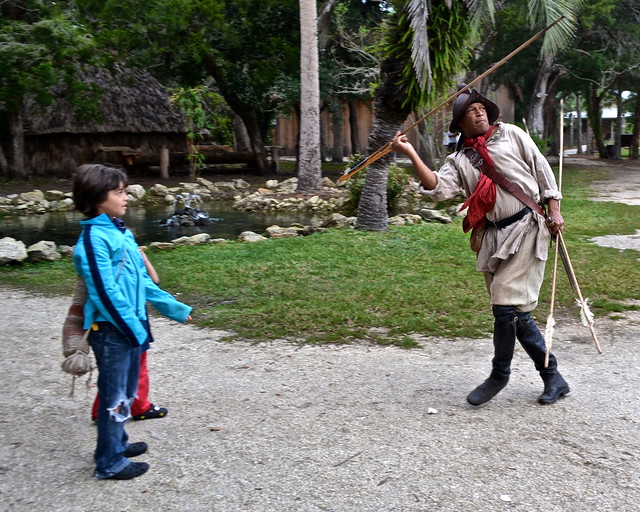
[557, 231, 603, 354]
[546, 99, 602, 358]
[337, 16, 566, 183]
[544, 100, 563, 367]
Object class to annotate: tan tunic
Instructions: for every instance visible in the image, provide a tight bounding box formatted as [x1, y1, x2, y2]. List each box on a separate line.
[422, 123, 562, 311]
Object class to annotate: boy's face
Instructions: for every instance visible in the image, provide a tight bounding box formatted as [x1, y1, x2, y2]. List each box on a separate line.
[96, 181, 128, 218]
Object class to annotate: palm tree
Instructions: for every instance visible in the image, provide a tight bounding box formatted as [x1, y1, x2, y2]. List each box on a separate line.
[356, 0, 580, 231]
[297, 0, 323, 192]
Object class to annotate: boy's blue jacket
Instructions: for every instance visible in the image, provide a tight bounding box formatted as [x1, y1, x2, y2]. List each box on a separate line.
[73, 213, 192, 346]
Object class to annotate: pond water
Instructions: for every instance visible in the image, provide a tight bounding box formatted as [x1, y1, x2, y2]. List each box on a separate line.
[0, 202, 327, 247]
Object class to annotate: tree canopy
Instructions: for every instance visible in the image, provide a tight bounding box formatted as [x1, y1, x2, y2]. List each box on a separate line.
[2, 0, 639, 180]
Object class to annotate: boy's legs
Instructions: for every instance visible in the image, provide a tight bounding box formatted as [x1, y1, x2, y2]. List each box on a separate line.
[92, 350, 152, 419]
[89, 324, 142, 479]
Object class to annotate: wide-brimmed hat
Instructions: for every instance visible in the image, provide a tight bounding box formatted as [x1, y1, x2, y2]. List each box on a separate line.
[449, 84, 500, 133]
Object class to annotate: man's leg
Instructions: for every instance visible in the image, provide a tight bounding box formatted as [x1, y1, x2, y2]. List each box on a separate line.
[515, 311, 570, 404]
[467, 305, 517, 406]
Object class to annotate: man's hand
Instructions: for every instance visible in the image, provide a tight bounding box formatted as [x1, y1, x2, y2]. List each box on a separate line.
[391, 131, 413, 156]
[546, 199, 564, 235]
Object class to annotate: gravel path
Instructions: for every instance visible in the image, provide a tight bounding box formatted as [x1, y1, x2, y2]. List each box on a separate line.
[1, 159, 639, 512]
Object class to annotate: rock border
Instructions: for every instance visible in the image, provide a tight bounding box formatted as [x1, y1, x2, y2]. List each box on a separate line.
[0, 178, 459, 264]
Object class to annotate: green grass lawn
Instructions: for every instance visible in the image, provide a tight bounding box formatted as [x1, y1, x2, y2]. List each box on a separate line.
[2, 165, 638, 346]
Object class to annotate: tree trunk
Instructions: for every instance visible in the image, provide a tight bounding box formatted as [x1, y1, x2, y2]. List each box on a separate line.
[417, 117, 435, 167]
[244, 119, 269, 174]
[232, 108, 269, 173]
[160, 146, 170, 179]
[296, 0, 322, 192]
[611, 87, 623, 160]
[586, 85, 607, 158]
[543, 73, 562, 156]
[331, 98, 345, 163]
[576, 93, 583, 154]
[203, 55, 270, 174]
[356, 56, 409, 231]
[232, 114, 251, 151]
[0, 140, 8, 176]
[545, 97, 559, 157]
[348, 100, 361, 155]
[631, 88, 640, 160]
[528, 56, 556, 138]
[8, 107, 27, 179]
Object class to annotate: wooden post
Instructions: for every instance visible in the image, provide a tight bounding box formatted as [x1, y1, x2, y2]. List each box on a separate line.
[160, 146, 169, 179]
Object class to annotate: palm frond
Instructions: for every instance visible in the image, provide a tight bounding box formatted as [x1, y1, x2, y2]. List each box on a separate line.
[526, 0, 582, 57]
[405, 0, 431, 92]
[464, 0, 496, 29]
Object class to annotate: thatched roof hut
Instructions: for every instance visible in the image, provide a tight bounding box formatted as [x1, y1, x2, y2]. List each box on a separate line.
[23, 66, 187, 177]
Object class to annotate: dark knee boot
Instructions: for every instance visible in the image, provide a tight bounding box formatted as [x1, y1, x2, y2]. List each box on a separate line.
[515, 311, 570, 404]
[467, 305, 517, 406]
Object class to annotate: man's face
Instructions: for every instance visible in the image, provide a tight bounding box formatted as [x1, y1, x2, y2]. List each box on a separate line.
[458, 102, 490, 138]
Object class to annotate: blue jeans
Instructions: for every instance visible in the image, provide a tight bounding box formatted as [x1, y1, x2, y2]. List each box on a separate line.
[88, 322, 141, 479]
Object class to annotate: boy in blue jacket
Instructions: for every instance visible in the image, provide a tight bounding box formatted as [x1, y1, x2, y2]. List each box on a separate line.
[72, 164, 192, 480]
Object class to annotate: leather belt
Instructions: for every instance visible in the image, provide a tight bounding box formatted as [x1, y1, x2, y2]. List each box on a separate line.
[489, 206, 532, 229]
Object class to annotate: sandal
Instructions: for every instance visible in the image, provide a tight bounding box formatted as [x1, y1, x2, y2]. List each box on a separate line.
[132, 404, 168, 421]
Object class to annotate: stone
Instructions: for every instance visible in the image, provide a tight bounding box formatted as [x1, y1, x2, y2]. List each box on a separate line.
[197, 177, 214, 189]
[171, 233, 211, 246]
[447, 203, 466, 218]
[266, 225, 301, 238]
[232, 179, 251, 189]
[237, 231, 266, 243]
[44, 190, 66, 201]
[213, 181, 238, 191]
[19, 190, 45, 203]
[26, 240, 61, 262]
[320, 213, 354, 229]
[126, 184, 146, 199]
[0, 237, 28, 264]
[58, 245, 75, 258]
[276, 178, 298, 193]
[388, 216, 407, 226]
[419, 208, 453, 224]
[150, 184, 169, 197]
[388, 213, 423, 225]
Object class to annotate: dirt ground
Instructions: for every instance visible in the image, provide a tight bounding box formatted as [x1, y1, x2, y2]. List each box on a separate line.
[1, 157, 639, 512]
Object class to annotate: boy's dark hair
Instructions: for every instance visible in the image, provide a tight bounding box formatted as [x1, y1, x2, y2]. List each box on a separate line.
[72, 164, 128, 218]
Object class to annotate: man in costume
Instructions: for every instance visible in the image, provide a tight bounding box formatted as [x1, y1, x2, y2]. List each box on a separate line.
[391, 85, 570, 406]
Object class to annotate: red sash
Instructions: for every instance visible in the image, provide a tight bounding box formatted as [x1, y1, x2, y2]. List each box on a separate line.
[460, 128, 496, 233]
